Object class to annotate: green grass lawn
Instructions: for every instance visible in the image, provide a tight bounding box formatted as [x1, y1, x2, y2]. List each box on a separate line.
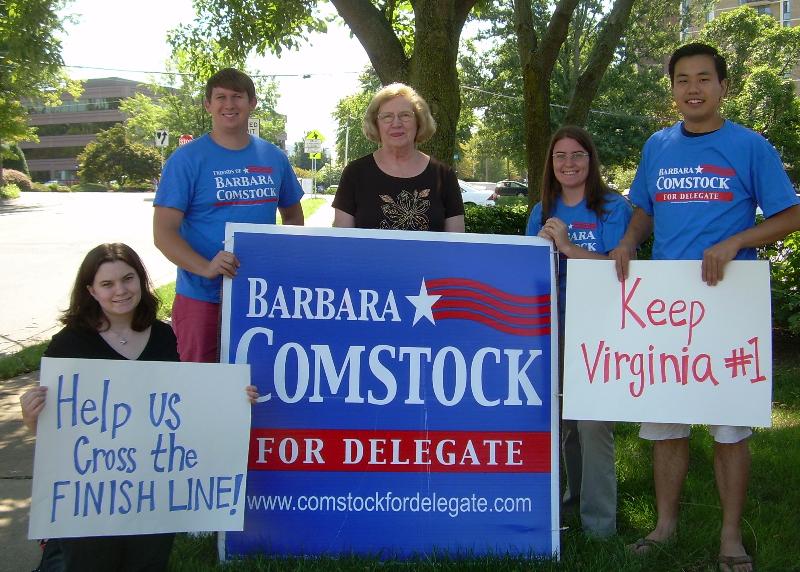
[276, 197, 327, 225]
[1, 188, 797, 570]
[165, 349, 800, 571]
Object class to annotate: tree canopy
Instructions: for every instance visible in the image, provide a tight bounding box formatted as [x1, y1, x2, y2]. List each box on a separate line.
[77, 124, 162, 186]
[0, 0, 79, 183]
[121, 46, 285, 157]
[701, 6, 800, 183]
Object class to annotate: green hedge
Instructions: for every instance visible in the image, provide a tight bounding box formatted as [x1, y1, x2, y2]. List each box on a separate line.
[465, 204, 528, 235]
[1, 183, 21, 199]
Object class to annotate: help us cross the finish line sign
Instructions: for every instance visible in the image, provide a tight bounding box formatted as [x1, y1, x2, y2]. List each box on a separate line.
[219, 226, 559, 560]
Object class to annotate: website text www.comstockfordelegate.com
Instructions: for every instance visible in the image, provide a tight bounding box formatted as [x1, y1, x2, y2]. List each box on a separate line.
[247, 491, 534, 519]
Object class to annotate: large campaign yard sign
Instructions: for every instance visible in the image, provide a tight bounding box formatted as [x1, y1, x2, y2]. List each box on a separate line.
[220, 225, 559, 559]
[29, 359, 252, 538]
[563, 260, 772, 426]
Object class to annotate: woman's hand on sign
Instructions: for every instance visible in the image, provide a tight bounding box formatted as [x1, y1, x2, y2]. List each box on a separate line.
[20, 386, 47, 432]
[245, 385, 260, 404]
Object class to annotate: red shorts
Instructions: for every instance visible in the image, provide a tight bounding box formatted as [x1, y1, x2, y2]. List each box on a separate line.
[171, 294, 220, 363]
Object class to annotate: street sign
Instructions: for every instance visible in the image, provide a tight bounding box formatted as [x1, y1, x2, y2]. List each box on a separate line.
[154, 130, 169, 148]
[304, 139, 323, 154]
[248, 119, 260, 137]
[304, 129, 324, 154]
[309, 152, 322, 159]
[178, 134, 194, 146]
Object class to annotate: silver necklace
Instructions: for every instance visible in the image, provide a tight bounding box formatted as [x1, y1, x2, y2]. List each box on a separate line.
[107, 330, 129, 344]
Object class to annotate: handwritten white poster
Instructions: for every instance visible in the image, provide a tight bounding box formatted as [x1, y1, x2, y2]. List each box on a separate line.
[29, 358, 251, 538]
[563, 260, 772, 426]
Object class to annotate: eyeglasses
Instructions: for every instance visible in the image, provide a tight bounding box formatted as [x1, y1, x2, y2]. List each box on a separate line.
[377, 111, 416, 124]
[553, 151, 590, 162]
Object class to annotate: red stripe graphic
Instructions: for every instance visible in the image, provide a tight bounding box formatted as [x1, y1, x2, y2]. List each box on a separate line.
[432, 310, 550, 336]
[425, 277, 550, 335]
[214, 198, 278, 207]
[700, 164, 735, 177]
[571, 222, 597, 230]
[427, 278, 549, 305]
[430, 289, 548, 316]
[247, 165, 273, 173]
[434, 299, 549, 324]
[248, 428, 551, 473]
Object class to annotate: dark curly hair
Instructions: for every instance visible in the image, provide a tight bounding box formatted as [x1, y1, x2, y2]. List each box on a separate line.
[61, 243, 159, 332]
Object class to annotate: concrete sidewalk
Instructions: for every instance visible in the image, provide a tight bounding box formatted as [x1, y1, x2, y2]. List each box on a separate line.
[0, 371, 42, 572]
[0, 195, 334, 570]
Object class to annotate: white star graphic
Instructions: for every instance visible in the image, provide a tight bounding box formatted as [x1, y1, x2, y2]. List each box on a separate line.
[405, 279, 441, 326]
[243, 167, 249, 174]
[695, 165, 704, 174]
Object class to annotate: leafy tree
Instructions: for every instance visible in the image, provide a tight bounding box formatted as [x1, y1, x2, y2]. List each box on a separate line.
[1, 142, 30, 175]
[701, 6, 800, 184]
[289, 141, 330, 171]
[331, 70, 380, 165]
[170, 0, 481, 166]
[121, 48, 285, 157]
[0, 0, 80, 185]
[77, 124, 162, 186]
[317, 162, 344, 187]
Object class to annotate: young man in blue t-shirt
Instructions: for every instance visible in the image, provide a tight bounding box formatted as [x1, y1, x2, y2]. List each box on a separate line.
[153, 68, 304, 363]
[612, 43, 800, 572]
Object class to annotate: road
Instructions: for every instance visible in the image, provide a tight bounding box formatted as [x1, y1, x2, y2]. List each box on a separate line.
[0, 191, 333, 355]
[0, 192, 176, 354]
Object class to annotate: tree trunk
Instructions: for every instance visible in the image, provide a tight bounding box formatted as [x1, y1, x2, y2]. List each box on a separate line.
[563, 0, 637, 126]
[515, 0, 580, 207]
[410, 1, 473, 165]
[330, 0, 476, 166]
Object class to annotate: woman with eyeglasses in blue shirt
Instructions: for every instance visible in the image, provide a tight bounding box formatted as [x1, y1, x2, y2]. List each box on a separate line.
[526, 125, 632, 538]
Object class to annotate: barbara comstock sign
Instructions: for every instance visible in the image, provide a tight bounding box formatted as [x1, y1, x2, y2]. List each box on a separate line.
[563, 260, 772, 426]
[219, 225, 559, 559]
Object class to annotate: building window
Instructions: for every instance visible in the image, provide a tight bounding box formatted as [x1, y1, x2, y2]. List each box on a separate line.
[36, 121, 120, 136]
[23, 146, 87, 160]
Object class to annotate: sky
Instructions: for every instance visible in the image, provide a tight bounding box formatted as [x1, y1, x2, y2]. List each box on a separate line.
[58, 0, 372, 159]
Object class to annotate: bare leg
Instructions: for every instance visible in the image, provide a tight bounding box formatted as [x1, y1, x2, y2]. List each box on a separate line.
[715, 440, 752, 572]
[630, 437, 688, 553]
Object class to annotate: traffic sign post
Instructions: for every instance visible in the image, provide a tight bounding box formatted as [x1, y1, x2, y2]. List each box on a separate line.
[304, 130, 325, 197]
[154, 130, 169, 148]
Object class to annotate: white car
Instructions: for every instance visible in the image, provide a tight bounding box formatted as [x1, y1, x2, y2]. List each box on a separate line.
[459, 180, 496, 207]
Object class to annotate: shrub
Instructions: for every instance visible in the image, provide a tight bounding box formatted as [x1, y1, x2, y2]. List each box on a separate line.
[762, 231, 800, 336]
[71, 182, 108, 192]
[2, 142, 30, 175]
[605, 164, 637, 192]
[1, 183, 21, 199]
[2, 168, 32, 192]
[30, 182, 51, 192]
[465, 204, 528, 235]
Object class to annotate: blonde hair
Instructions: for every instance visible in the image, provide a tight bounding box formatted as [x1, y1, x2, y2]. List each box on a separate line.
[362, 83, 437, 144]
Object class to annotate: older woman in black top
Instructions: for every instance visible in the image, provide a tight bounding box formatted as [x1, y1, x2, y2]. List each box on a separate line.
[333, 83, 464, 232]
